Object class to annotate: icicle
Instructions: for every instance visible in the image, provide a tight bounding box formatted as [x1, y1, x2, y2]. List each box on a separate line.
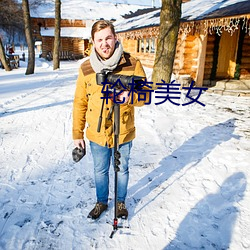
[119, 15, 250, 40]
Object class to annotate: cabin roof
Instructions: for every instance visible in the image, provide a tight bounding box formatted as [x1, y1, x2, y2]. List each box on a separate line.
[115, 0, 250, 33]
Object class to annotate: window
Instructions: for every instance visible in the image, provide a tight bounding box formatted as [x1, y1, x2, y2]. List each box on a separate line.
[137, 38, 156, 54]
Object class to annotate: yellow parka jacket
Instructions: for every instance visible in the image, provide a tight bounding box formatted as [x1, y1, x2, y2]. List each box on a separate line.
[72, 52, 148, 148]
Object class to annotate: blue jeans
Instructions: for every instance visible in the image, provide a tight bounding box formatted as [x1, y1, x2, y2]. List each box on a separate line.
[90, 140, 132, 205]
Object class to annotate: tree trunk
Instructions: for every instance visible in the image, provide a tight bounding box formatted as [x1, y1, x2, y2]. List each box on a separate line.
[0, 37, 11, 71]
[22, 0, 35, 75]
[152, 0, 182, 86]
[53, 0, 61, 70]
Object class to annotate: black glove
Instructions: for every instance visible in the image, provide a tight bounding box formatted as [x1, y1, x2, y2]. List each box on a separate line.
[72, 146, 86, 162]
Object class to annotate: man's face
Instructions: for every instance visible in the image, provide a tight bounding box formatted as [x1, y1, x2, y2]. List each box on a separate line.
[93, 27, 117, 60]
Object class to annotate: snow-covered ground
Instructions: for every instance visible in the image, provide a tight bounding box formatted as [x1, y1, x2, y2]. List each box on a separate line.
[0, 50, 250, 250]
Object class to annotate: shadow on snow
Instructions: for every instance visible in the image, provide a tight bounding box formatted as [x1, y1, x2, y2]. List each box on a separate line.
[0, 100, 73, 117]
[127, 118, 243, 247]
[164, 172, 247, 249]
[128, 118, 240, 213]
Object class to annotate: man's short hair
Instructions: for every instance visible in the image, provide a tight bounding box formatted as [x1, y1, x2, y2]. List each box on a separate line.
[91, 20, 116, 40]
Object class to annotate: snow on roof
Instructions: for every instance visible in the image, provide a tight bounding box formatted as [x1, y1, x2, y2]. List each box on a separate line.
[40, 27, 91, 39]
[114, 0, 250, 33]
[30, 0, 151, 20]
[114, 8, 160, 32]
[182, 0, 250, 21]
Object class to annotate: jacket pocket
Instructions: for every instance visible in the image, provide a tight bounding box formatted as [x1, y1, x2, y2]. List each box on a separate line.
[120, 106, 135, 133]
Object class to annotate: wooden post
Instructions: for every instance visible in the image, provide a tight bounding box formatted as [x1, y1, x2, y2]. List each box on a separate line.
[195, 33, 207, 87]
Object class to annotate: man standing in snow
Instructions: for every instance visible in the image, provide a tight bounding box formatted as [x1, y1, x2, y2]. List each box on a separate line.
[72, 20, 148, 220]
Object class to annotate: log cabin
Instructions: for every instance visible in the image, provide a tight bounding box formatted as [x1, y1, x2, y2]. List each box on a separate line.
[31, 18, 92, 60]
[115, 0, 250, 90]
[30, 1, 152, 61]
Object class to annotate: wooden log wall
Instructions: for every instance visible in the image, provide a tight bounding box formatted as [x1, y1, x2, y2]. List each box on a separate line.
[203, 33, 215, 81]
[173, 35, 185, 75]
[173, 34, 199, 80]
[121, 39, 137, 54]
[41, 37, 53, 58]
[120, 32, 200, 79]
[61, 38, 74, 52]
[32, 18, 86, 29]
[134, 53, 156, 68]
[121, 38, 156, 68]
[240, 35, 250, 79]
[41, 37, 86, 58]
[72, 38, 87, 55]
[183, 35, 198, 79]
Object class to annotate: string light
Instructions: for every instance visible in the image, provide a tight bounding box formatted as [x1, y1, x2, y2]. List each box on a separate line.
[179, 15, 250, 37]
[117, 15, 250, 39]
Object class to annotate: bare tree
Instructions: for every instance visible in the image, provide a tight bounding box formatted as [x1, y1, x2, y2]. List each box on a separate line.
[53, 0, 61, 70]
[22, 0, 35, 75]
[0, 0, 24, 38]
[0, 37, 11, 71]
[0, 0, 23, 71]
[152, 0, 182, 85]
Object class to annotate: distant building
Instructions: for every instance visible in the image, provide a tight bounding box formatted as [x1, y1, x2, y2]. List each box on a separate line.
[30, 1, 151, 60]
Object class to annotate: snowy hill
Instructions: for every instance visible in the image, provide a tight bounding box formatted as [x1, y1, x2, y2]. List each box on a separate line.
[30, 0, 152, 20]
